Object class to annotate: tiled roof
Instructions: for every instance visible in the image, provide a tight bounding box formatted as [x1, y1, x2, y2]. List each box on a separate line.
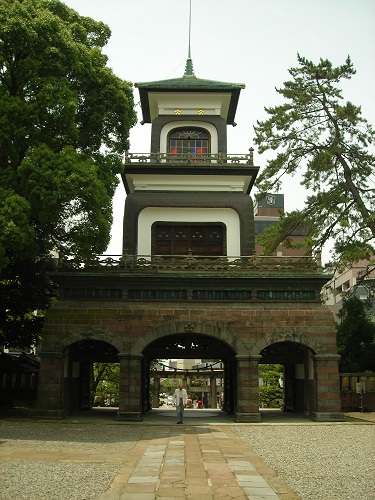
[135, 75, 245, 91]
[135, 58, 245, 91]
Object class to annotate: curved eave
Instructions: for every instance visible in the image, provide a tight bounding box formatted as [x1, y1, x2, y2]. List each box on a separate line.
[136, 77, 245, 124]
[121, 164, 259, 195]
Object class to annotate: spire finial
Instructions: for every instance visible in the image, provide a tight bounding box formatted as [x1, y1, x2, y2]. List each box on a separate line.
[188, 0, 192, 60]
[184, 0, 195, 77]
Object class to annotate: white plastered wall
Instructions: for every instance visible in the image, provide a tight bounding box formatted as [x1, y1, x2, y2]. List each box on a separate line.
[137, 207, 240, 256]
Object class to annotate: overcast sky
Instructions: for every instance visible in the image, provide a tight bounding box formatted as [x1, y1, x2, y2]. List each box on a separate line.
[63, 0, 375, 259]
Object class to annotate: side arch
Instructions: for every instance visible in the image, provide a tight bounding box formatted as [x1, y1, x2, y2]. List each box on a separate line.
[130, 320, 250, 356]
[55, 327, 123, 353]
[251, 328, 328, 356]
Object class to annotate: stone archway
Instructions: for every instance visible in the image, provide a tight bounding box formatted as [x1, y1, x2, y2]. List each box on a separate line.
[116, 321, 251, 421]
[64, 338, 119, 413]
[130, 320, 250, 356]
[56, 327, 123, 354]
[252, 330, 342, 420]
[36, 335, 121, 418]
[259, 341, 314, 413]
[250, 327, 328, 356]
[141, 331, 238, 415]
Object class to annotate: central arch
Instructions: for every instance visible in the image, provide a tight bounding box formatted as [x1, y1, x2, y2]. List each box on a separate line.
[141, 330, 239, 415]
[130, 320, 250, 356]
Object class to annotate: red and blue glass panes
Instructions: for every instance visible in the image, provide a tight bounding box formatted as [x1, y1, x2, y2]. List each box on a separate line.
[169, 128, 209, 155]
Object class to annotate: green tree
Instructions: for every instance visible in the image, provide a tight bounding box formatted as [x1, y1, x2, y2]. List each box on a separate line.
[91, 363, 120, 407]
[259, 364, 283, 408]
[0, 0, 136, 347]
[254, 55, 375, 268]
[336, 295, 375, 372]
[163, 378, 179, 391]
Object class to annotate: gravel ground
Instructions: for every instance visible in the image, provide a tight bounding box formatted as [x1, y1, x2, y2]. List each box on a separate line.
[231, 413, 375, 500]
[1, 415, 374, 500]
[0, 422, 143, 500]
[0, 421, 142, 453]
[1, 461, 120, 500]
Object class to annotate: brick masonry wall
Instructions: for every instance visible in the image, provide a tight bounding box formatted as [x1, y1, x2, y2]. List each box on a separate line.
[41, 300, 337, 356]
[37, 298, 343, 419]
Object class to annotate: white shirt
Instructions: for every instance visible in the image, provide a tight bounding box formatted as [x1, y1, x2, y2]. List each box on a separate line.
[174, 388, 188, 406]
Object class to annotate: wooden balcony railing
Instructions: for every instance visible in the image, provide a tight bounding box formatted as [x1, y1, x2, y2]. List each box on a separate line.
[55, 253, 323, 275]
[124, 149, 255, 166]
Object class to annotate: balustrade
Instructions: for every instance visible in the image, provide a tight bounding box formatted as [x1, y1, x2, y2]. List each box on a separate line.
[124, 150, 255, 166]
[56, 253, 321, 274]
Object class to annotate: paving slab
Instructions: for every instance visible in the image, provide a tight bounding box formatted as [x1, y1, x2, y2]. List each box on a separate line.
[95, 424, 297, 499]
[7, 409, 363, 499]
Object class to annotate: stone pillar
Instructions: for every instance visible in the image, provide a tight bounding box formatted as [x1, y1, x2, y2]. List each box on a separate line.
[210, 375, 217, 408]
[117, 353, 143, 421]
[152, 376, 160, 408]
[35, 352, 66, 419]
[222, 361, 230, 412]
[311, 353, 344, 421]
[234, 354, 261, 422]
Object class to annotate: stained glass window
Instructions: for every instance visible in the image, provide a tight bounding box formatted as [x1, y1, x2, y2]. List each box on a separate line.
[169, 128, 210, 155]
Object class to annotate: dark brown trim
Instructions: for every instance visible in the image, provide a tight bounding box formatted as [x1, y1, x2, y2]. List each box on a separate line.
[122, 192, 255, 255]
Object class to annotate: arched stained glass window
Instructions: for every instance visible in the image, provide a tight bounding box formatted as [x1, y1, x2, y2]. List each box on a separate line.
[168, 128, 210, 155]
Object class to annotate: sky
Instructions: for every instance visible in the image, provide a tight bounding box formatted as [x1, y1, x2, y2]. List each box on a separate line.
[63, 0, 375, 260]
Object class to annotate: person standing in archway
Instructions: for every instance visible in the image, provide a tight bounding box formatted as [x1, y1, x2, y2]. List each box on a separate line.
[173, 383, 188, 424]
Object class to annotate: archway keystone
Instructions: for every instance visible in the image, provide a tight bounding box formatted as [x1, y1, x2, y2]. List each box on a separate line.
[251, 328, 328, 356]
[57, 328, 122, 353]
[130, 320, 250, 356]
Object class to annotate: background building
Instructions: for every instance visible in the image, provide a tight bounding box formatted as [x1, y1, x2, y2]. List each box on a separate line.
[254, 194, 310, 257]
[322, 260, 375, 318]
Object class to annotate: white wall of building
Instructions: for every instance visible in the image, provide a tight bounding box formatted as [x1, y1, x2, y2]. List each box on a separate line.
[137, 207, 240, 256]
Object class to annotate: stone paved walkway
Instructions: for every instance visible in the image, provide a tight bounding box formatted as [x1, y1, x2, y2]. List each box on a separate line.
[2, 409, 374, 499]
[97, 424, 299, 499]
